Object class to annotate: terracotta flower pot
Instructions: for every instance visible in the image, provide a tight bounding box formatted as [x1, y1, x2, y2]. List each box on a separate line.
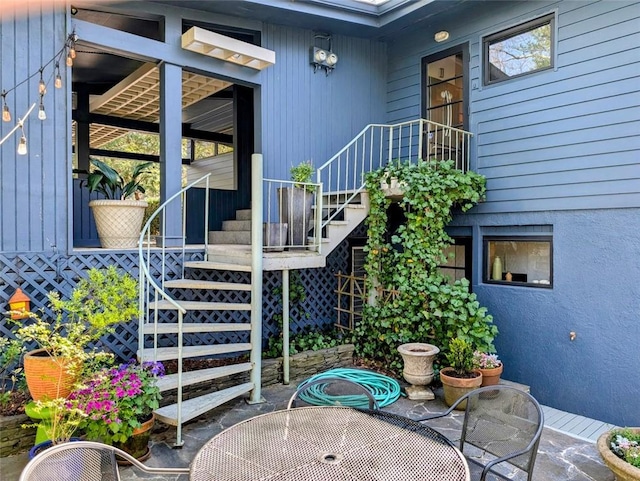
[479, 363, 503, 387]
[439, 367, 482, 410]
[597, 428, 640, 481]
[23, 349, 77, 401]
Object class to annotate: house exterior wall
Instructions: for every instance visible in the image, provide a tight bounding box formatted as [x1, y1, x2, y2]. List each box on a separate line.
[387, 0, 640, 426]
[0, 4, 70, 254]
[260, 24, 387, 179]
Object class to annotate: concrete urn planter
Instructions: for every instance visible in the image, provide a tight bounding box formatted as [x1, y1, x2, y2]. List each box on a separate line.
[597, 429, 640, 481]
[397, 343, 440, 400]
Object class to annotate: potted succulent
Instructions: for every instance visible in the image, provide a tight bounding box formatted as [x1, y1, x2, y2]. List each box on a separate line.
[68, 360, 164, 461]
[474, 350, 503, 387]
[439, 337, 482, 409]
[597, 428, 640, 481]
[85, 158, 153, 248]
[278, 160, 315, 247]
[7, 266, 138, 401]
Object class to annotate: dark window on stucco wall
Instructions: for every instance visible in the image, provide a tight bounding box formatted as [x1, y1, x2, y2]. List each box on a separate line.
[483, 13, 555, 85]
[484, 236, 553, 288]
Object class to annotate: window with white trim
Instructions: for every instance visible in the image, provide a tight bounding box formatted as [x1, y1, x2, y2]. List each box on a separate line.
[484, 237, 553, 288]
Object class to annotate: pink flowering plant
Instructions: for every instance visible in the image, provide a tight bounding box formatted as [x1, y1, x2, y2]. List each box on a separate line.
[68, 360, 164, 444]
[473, 351, 501, 369]
[610, 429, 640, 468]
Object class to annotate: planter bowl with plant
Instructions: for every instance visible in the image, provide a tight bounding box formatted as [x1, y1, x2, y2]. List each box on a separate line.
[7, 266, 139, 401]
[440, 338, 482, 409]
[68, 360, 164, 461]
[86, 158, 152, 249]
[597, 428, 640, 481]
[278, 160, 316, 248]
[474, 351, 503, 387]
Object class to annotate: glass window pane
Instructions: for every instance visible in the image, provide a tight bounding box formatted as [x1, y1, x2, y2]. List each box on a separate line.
[485, 15, 553, 84]
[486, 238, 552, 287]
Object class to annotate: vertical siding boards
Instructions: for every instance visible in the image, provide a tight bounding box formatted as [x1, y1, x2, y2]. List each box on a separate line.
[0, 3, 69, 253]
[261, 24, 387, 180]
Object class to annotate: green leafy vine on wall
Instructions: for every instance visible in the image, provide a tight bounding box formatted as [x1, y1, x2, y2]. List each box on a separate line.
[355, 159, 498, 372]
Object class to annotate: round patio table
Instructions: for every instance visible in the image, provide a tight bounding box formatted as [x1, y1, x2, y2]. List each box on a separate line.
[190, 406, 470, 481]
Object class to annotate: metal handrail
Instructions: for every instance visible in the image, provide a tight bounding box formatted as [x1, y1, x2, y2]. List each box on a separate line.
[137, 172, 211, 446]
[316, 118, 473, 230]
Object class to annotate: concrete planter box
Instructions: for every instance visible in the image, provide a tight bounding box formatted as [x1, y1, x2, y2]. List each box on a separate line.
[0, 413, 36, 457]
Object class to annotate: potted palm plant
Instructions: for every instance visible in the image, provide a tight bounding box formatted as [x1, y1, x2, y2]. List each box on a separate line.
[439, 337, 482, 409]
[85, 158, 153, 249]
[278, 160, 315, 248]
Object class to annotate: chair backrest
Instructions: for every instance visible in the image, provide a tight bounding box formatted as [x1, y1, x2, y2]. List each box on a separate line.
[287, 377, 380, 410]
[456, 385, 544, 478]
[19, 441, 120, 481]
[19, 441, 190, 481]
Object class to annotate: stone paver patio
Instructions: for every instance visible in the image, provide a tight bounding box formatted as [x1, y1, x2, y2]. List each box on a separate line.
[1, 377, 614, 481]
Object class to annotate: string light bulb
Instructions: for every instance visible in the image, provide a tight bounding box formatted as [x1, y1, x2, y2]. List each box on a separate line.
[1, 92, 10, 122]
[54, 63, 62, 89]
[38, 69, 47, 95]
[17, 125, 27, 155]
[38, 97, 46, 121]
[66, 52, 73, 67]
[69, 45, 76, 59]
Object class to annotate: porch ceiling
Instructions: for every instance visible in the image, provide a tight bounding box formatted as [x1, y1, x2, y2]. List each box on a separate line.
[74, 62, 232, 149]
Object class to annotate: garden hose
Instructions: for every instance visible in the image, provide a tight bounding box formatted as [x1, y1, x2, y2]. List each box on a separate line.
[296, 368, 401, 408]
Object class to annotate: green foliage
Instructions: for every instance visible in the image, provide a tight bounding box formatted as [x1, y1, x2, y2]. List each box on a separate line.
[265, 326, 350, 358]
[290, 160, 314, 184]
[354, 160, 498, 372]
[0, 337, 25, 407]
[23, 398, 85, 445]
[142, 198, 161, 236]
[445, 338, 476, 376]
[85, 158, 153, 200]
[7, 266, 138, 364]
[610, 429, 640, 468]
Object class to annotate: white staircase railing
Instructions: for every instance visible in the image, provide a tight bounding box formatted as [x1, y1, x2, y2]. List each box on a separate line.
[316, 118, 472, 229]
[137, 174, 211, 446]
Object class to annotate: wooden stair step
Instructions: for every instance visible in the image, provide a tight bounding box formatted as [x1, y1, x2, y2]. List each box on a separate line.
[184, 261, 251, 272]
[154, 382, 254, 426]
[148, 300, 251, 311]
[313, 203, 367, 210]
[138, 344, 252, 362]
[163, 279, 251, 291]
[155, 362, 253, 392]
[142, 322, 251, 334]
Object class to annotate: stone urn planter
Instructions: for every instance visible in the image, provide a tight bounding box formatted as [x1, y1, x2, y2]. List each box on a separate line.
[597, 428, 640, 481]
[397, 343, 440, 400]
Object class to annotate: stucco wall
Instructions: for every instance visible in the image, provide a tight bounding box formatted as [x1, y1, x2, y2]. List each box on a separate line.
[452, 208, 640, 426]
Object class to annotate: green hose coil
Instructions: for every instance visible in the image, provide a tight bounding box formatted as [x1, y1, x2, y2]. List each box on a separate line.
[296, 368, 401, 408]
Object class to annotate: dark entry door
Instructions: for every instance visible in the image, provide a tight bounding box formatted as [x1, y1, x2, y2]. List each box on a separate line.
[421, 45, 469, 169]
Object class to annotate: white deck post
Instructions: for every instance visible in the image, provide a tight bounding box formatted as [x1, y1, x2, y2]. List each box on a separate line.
[249, 153, 264, 403]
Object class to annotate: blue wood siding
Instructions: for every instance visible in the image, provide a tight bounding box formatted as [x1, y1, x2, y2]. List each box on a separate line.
[0, 4, 70, 253]
[261, 25, 387, 180]
[386, 0, 640, 213]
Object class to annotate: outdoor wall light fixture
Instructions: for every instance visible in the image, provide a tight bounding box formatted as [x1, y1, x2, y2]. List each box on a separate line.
[182, 26, 276, 70]
[311, 34, 338, 75]
[434, 30, 450, 42]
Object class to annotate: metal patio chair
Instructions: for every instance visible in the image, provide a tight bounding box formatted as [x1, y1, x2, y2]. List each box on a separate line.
[287, 377, 380, 410]
[19, 440, 190, 481]
[416, 385, 544, 481]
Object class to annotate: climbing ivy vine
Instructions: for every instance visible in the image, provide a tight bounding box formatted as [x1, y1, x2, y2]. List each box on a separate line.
[355, 159, 498, 372]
